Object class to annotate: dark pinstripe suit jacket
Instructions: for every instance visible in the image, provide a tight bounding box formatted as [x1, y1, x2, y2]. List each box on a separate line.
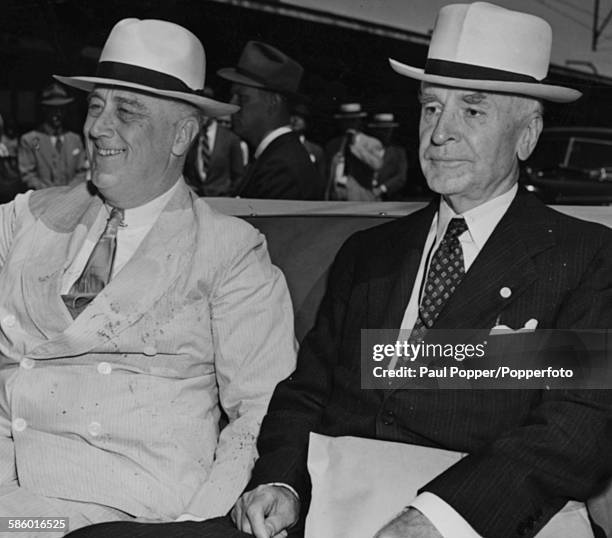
[249, 192, 612, 538]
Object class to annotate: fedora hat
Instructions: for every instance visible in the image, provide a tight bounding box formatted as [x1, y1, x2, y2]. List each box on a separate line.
[368, 112, 399, 128]
[40, 83, 74, 106]
[218, 41, 304, 96]
[333, 103, 367, 119]
[54, 18, 237, 116]
[389, 2, 581, 103]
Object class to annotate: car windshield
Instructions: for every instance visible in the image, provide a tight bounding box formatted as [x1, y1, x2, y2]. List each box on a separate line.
[566, 138, 612, 170]
[526, 137, 568, 169]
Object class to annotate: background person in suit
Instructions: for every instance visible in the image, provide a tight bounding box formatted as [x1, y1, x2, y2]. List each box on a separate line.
[18, 82, 88, 190]
[0, 18, 296, 535]
[290, 102, 326, 197]
[230, 3, 612, 538]
[218, 41, 320, 200]
[366, 113, 408, 200]
[325, 102, 385, 201]
[183, 87, 245, 197]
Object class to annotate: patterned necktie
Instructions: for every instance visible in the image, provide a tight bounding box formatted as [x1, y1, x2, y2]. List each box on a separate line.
[412, 217, 468, 340]
[197, 125, 210, 182]
[62, 207, 124, 318]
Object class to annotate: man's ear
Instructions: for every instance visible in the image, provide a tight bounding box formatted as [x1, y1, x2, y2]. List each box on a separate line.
[517, 113, 543, 161]
[172, 116, 200, 157]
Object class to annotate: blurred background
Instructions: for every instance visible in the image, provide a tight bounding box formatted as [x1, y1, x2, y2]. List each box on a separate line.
[2, 0, 612, 204]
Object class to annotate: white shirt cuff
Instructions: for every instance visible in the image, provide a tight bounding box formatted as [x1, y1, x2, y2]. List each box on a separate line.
[411, 492, 482, 538]
[266, 482, 300, 501]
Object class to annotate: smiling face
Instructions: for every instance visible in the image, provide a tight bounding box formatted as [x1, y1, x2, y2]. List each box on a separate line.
[84, 87, 197, 208]
[418, 83, 543, 213]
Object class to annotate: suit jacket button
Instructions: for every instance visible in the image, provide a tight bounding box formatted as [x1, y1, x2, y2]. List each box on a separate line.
[88, 422, 102, 436]
[97, 362, 112, 375]
[12, 418, 27, 432]
[20, 358, 34, 370]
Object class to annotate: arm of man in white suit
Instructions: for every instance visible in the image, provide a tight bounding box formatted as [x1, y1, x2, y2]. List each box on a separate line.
[0, 195, 29, 486]
[179, 227, 297, 520]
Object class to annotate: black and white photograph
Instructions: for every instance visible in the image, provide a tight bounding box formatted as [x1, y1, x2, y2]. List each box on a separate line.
[0, 1, 610, 537]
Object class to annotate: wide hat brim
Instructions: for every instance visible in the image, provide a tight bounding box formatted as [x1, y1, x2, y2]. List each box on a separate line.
[217, 67, 306, 100]
[41, 97, 74, 106]
[389, 59, 581, 103]
[334, 111, 367, 119]
[53, 75, 238, 117]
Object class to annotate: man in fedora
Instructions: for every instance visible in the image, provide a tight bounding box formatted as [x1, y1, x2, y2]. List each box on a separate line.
[218, 41, 321, 200]
[229, 2, 612, 538]
[18, 82, 88, 190]
[366, 113, 408, 200]
[0, 18, 296, 535]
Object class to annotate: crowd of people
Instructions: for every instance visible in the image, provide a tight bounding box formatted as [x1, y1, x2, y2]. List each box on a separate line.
[0, 2, 609, 538]
[0, 45, 412, 204]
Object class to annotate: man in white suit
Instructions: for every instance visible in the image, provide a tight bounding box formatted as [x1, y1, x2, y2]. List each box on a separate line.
[0, 18, 296, 535]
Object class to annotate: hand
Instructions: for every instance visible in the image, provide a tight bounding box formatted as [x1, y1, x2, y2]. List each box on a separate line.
[231, 484, 299, 538]
[374, 508, 443, 538]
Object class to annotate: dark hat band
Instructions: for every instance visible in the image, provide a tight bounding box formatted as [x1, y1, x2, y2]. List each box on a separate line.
[96, 61, 205, 95]
[425, 59, 540, 84]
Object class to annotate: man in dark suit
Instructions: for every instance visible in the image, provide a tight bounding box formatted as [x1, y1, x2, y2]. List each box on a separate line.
[230, 3, 612, 538]
[217, 41, 320, 200]
[183, 87, 245, 197]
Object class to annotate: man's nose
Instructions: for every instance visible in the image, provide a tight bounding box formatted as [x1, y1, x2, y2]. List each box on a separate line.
[87, 110, 114, 139]
[430, 108, 459, 145]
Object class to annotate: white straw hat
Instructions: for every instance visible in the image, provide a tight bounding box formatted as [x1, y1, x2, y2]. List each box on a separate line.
[389, 2, 581, 103]
[54, 18, 238, 116]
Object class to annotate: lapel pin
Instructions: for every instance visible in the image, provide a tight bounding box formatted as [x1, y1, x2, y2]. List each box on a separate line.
[500, 287, 512, 299]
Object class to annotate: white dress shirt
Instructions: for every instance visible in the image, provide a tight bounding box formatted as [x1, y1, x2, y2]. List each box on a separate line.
[253, 125, 293, 159]
[61, 180, 180, 293]
[406, 184, 518, 538]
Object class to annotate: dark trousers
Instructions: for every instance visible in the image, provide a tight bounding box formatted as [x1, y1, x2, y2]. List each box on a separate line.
[66, 516, 251, 538]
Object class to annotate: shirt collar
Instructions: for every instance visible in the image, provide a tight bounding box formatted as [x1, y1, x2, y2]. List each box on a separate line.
[106, 179, 181, 229]
[254, 126, 293, 159]
[436, 184, 518, 249]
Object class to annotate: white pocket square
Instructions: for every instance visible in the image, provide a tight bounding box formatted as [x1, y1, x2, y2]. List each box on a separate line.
[490, 318, 538, 334]
[72, 148, 81, 155]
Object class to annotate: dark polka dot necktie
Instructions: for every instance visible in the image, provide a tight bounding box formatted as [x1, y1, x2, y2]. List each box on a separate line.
[412, 217, 468, 340]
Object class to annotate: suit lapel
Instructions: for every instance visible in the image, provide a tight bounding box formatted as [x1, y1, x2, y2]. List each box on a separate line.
[366, 200, 437, 330]
[28, 181, 198, 359]
[21, 183, 103, 339]
[432, 193, 556, 332]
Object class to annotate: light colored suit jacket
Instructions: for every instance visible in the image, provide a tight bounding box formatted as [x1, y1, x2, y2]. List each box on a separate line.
[18, 129, 87, 190]
[0, 179, 296, 520]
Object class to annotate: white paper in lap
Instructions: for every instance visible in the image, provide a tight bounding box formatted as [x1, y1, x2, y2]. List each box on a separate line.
[305, 433, 465, 538]
[305, 433, 593, 538]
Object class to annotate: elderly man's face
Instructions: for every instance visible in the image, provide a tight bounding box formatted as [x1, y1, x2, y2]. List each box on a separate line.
[419, 84, 540, 213]
[84, 87, 181, 208]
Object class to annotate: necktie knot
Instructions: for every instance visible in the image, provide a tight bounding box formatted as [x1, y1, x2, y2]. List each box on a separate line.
[104, 207, 124, 237]
[443, 217, 468, 242]
[62, 206, 124, 318]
